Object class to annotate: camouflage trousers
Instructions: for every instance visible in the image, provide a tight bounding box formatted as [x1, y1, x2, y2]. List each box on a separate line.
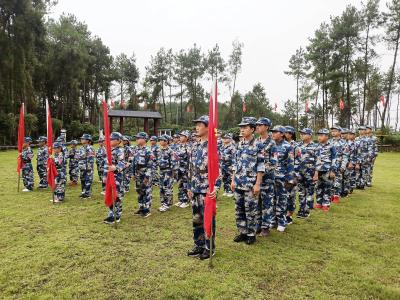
[192, 193, 215, 249]
[221, 165, 233, 194]
[332, 170, 343, 196]
[287, 185, 297, 213]
[356, 164, 370, 189]
[342, 167, 353, 196]
[55, 173, 66, 201]
[123, 170, 134, 192]
[234, 188, 258, 236]
[151, 166, 159, 187]
[297, 170, 315, 213]
[80, 170, 93, 196]
[160, 169, 174, 206]
[37, 164, 48, 188]
[177, 170, 189, 203]
[316, 171, 332, 207]
[257, 183, 275, 230]
[107, 173, 124, 218]
[96, 163, 104, 182]
[22, 163, 34, 190]
[69, 164, 79, 182]
[273, 178, 288, 228]
[135, 174, 152, 214]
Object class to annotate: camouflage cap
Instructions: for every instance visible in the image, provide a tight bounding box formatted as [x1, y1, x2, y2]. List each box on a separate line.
[317, 128, 330, 135]
[270, 125, 286, 133]
[256, 117, 272, 127]
[24, 137, 33, 143]
[330, 125, 342, 131]
[238, 117, 257, 127]
[149, 136, 158, 142]
[299, 128, 313, 135]
[193, 115, 209, 126]
[80, 133, 92, 141]
[110, 132, 123, 141]
[285, 126, 296, 133]
[135, 132, 149, 140]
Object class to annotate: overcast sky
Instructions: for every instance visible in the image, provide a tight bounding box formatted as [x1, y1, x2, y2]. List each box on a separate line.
[50, 0, 391, 113]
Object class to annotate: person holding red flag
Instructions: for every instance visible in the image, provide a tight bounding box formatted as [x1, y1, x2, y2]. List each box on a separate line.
[187, 115, 221, 260]
[21, 137, 34, 192]
[51, 142, 67, 203]
[103, 132, 125, 224]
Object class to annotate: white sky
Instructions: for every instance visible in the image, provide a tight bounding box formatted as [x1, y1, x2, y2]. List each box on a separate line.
[50, 0, 396, 121]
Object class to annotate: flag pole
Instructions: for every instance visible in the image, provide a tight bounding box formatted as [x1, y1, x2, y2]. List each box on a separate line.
[209, 217, 214, 269]
[17, 173, 20, 192]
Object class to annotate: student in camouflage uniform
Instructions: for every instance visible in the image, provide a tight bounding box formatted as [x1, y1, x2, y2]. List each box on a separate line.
[157, 135, 177, 212]
[220, 133, 236, 197]
[78, 134, 95, 198]
[149, 136, 160, 187]
[340, 128, 351, 197]
[133, 132, 153, 218]
[175, 130, 191, 208]
[122, 136, 134, 193]
[315, 129, 337, 212]
[270, 125, 295, 232]
[51, 142, 67, 203]
[255, 117, 277, 237]
[346, 129, 358, 194]
[36, 136, 48, 188]
[103, 132, 126, 224]
[68, 140, 79, 186]
[366, 125, 378, 186]
[96, 137, 106, 194]
[355, 126, 373, 189]
[284, 125, 298, 225]
[231, 117, 265, 244]
[21, 137, 34, 192]
[295, 128, 317, 218]
[187, 115, 221, 260]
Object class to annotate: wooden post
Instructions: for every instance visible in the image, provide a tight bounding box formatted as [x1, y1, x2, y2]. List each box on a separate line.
[119, 116, 124, 134]
[154, 118, 159, 136]
[109, 117, 113, 132]
[144, 118, 149, 133]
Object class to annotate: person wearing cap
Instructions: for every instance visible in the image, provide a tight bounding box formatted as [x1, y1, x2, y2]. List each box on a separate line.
[67, 140, 79, 186]
[340, 128, 351, 197]
[270, 125, 295, 232]
[365, 125, 378, 186]
[56, 136, 69, 160]
[96, 137, 107, 194]
[103, 132, 126, 224]
[355, 126, 372, 189]
[346, 129, 358, 194]
[314, 128, 337, 211]
[187, 115, 221, 259]
[220, 133, 236, 198]
[157, 134, 177, 212]
[284, 125, 298, 225]
[295, 128, 318, 218]
[175, 130, 191, 208]
[231, 117, 265, 244]
[255, 117, 277, 237]
[36, 136, 49, 189]
[122, 136, 134, 193]
[52, 142, 67, 203]
[78, 133, 95, 198]
[21, 137, 34, 192]
[171, 134, 180, 152]
[329, 125, 348, 203]
[133, 132, 153, 218]
[149, 136, 160, 187]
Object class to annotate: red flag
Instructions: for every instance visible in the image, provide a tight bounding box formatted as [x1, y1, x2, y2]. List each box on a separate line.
[17, 103, 25, 174]
[242, 97, 247, 112]
[380, 95, 385, 106]
[102, 101, 117, 207]
[339, 98, 345, 110]
[204, 81, 219, 238]
[274, 102, 278, 112]
[110, 99, 114, 108]
[305, 99, 309, 113]
[46, 100, 58, 190]
[121, 99, 125, 109]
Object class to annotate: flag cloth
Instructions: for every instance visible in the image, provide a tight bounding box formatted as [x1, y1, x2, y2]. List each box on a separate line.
[102, 101, 117, 207]
[274, 102, 278, 112]
[17, 103, 25, 174]
[204, 81, 219, 238]
[339, 98, 345, 110]
[46, 100, 58, 190]
[242, 97, 247, 112]
[380, 95, 385, 106]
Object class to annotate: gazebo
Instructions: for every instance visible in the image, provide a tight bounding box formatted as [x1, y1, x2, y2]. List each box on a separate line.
[108, 110, 162, 135]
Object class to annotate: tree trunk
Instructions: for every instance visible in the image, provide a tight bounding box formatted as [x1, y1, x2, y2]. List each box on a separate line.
[296, 75, 299, 131]
[161, 80, 167, 121]
[180, 84, 183, 123]
[362, 24, 370, 125]
[396, 93, 399, 131]
[314, 82, 319, 130]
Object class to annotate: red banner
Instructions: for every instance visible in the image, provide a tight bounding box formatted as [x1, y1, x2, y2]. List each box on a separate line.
[17, 103, 25, 174]
[339, 98, 345, 110]
[46, 100, 58, 190]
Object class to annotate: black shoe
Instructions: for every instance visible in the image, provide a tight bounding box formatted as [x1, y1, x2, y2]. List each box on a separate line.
[297, 212, 305, 219]
[286, 216, 293, 225]
[134, 209, 143, 215]
[256, 228, 262, 235]
[304, 211, 311, 218]
[199, 248, 215, 260]
[246, 236, 256, 245]
[103, 216, 115, 224]
[233, 234, 248, 243]
[142, 212, 151, 218]
[187, 246, 204, 257]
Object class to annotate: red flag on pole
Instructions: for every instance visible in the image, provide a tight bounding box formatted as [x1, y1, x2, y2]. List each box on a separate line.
[305, 99, 309, 113]
[274, 102, 278, 112]
[242, 97, 247, 113]
[102, 101, 117, 207]
[110, 99, 114, 108]
[339, 98, 345, 110]
[17, 103, 25, 174]
[380, 95, 385, 106]
[46, 100, 58, 190]
[204, 81, 219, 238]
[121, 99, 125, 109]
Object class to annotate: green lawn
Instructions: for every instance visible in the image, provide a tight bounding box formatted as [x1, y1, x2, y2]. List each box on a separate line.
[0, 151, 399, 299]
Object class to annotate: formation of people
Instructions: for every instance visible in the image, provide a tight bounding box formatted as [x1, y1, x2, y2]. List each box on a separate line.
[19, 116, 378, 260]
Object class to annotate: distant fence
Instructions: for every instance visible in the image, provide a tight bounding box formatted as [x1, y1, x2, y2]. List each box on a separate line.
[378, 145, 400, 152]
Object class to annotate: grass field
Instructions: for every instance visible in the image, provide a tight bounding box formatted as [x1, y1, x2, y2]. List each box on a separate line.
[0, 150, 399, 299]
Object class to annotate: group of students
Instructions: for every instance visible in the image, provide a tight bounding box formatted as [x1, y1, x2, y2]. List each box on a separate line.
[18, 115, 378, 260]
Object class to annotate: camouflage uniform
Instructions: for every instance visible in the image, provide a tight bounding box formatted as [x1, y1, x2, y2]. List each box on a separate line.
[68, 143, 79, 183]
[96, 144, 106, 191]
[78, 140, 95, 197]
[315, 132, 337, 208]
[355, 132, 372, 189]
[366, 131, 378, 186]
[134, 142, 154, 214]
[22, 145, 34, 191]
[176, 136, 190, 204]
[36, 139, 48, 188]
[286, 139, 298, 214]
[158, 140, 177, 208]
[150, 142, 160, 187]
[123, 141, 135, 193]
[54, 149, 67, 201]
[330, 133, 349, 198]
[346, 134, 358, 193]
[233, 135, 265, 237]
[220, 139, 236, 194]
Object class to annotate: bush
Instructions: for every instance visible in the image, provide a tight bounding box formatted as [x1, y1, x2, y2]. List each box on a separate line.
[383, 134, 400, 146]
